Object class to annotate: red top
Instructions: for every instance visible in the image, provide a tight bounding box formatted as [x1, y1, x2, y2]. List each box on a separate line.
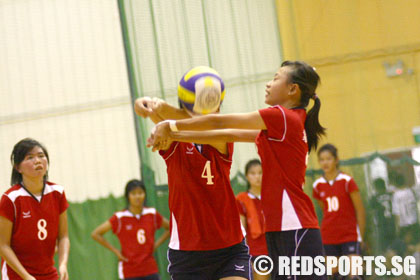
[236, 192, 268, 256]
[109, 207, 163, 278]
[312, 173, 361, 244]
[0, 182, 69, 280]
[160, 142, 243, 251]
[256, 106, 319, 232]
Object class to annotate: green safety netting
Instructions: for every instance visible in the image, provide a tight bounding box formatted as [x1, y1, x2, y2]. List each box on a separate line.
[50, 0, 420, 279]
[61, 151, 420, 279]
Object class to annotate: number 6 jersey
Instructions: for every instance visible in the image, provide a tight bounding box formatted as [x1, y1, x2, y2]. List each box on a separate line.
[0, 182, 69, 280]
[160, 142, 244, 251]
[109, 207, 163, 279]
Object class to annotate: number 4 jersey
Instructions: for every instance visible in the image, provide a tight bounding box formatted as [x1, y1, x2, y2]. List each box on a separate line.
[0, 182, 69, 280]
[160, 142, 244, 251]
[312, 173, 361, 245]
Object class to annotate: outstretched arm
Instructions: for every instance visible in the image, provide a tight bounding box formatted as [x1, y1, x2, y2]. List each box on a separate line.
[134, 97, 190, 124]
[176, 111, 266, 131]
[173, 129, 259, 144]
[148, 129, 258, 151]
[149, 111, 266, 149]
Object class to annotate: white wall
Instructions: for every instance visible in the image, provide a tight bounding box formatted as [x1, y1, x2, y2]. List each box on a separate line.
[0, 0, 139, 202]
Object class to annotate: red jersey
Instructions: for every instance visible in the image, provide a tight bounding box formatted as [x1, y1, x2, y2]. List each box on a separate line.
[256, 106, 319, 232]
[109, 207, 163, 278]
[312, 173, 361, 244]
[236, 192, 268, 256]
[160, 142, 243, 251]
[0, 182, 69, 280]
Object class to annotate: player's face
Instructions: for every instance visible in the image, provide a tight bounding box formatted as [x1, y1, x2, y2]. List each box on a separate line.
[17, 146, 48, 180]
[265, 66, 296, 106]
[128, 187, 145, 208]
[318, 151, 338, 173]
[246, 164, 262, 188]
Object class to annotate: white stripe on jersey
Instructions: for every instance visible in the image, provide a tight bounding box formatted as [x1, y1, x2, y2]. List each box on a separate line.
[219, 156, 232, 163]
[118, 261, 124, 279]
[281, 189, 303, 231]
[142, 207, 157, 215]
[2, 261, 9, 280]
[313, 173, 352, 189]
[268, 105, 287, 142]
[115, 208, 157, 219]
[312, 177, 327, 190]
[163, 142, 179, 161]
[169, 214, 180, 250]
[44, 184, 65, 195]
[115, 210, 132, 219]
[6, 184, 64, 203]
[5, 188, 31, 203]
[336, 173, 351, 182]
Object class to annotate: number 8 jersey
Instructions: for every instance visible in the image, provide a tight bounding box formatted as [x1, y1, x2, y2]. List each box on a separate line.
[160, 142, 244, 251]
[0, 182, 69, 280]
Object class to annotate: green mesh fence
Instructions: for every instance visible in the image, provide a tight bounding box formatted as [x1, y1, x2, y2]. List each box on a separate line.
[2, 152, 413, 280]
[137, 151, 420, 279]
[117, 0, 283, 187]
[304, 151, 420, 279]
[117, 0, 282, 278]
[114, 0, 420, 279]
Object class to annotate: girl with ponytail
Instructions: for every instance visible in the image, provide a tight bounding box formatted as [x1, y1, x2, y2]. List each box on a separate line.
[149, 61, 327, 279]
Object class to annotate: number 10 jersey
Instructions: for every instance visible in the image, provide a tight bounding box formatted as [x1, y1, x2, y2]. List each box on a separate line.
[160, 142, 244, 251]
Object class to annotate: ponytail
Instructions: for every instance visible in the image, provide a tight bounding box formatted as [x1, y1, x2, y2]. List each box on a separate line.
[281, 60, 326, 152]
[305, 97, 325, 152]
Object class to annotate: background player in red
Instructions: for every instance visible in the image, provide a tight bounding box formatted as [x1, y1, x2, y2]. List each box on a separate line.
[236, 159, 270, 280]
[149, 60, 327, 279]
[0, 138, 70, 280]
[135, 85, 251, 278]
[312, 144, 365, 280]
[91, 179, 170, 280]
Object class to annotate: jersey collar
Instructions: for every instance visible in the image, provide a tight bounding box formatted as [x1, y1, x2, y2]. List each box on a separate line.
[322, 171, 341, 186]
[19, 181, 45, 203]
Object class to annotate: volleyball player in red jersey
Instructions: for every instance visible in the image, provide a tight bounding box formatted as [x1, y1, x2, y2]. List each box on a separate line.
[236, 159, 269, 280]
[149, 61, 327, 279]
[0, 138, 70, 280]
[92, 179, 170, 280]
[312, 144, 365, 280]
[135, 96, 250, 279]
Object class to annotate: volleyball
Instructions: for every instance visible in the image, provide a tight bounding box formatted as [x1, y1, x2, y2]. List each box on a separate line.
[178, 66, 226, 115]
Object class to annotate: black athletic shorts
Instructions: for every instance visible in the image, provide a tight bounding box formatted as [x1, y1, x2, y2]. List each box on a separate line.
[266, 229, 327, 280]
[324, 241, 361, 257]
[125, 273, 160, 280]
[167, 239, 251, 280]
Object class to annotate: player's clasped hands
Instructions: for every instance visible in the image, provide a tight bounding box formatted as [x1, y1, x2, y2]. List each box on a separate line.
[147, 121, 172, 152]
[134, 96, 165, 118]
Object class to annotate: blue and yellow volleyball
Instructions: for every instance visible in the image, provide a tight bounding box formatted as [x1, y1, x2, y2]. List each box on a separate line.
[178, 66, 226, 114]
